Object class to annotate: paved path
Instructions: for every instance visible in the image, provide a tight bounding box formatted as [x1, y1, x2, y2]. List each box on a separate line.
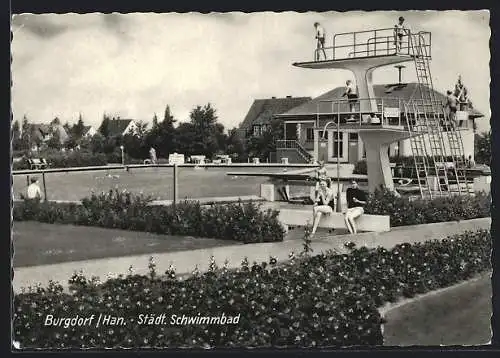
[382, 273, 492, 346]
[12, 218, 490, 292]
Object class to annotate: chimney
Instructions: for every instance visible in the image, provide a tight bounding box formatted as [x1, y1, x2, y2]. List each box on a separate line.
[394, 65, 406, 84]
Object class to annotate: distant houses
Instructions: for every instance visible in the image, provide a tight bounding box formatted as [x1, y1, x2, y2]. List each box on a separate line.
[28, 123, 69, 151]
[106, 118, 139, 137]
[238, 96, 312, 138]
[82, 125, 97, 138]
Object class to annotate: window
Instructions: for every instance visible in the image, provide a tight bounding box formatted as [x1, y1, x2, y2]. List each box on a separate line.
[318, 130, 328, 140]
[333, 132, 343, 158]
[306, 128, 314, 141]
[349, 133, 358, 141]
[253, 125, 261, 136]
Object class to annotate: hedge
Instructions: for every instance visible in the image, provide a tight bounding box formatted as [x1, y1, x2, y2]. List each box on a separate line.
[13, 190, 285, 243]
[13, 229, 491, 348]
[364, 187, 491, 227]
[13, 186, 490, 235]
[13, 151, 108, 170]
[12, 150, 169, 170]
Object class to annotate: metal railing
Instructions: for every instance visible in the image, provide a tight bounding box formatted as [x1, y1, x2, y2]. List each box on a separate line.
[313, 28, 432, 62]
[275, 140, 314, 162]
[314, 97, 404, 127]
[12, 162, 318, 205]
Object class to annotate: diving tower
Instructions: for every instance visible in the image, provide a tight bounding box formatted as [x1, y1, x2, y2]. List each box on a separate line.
[292, 28, 470, 198]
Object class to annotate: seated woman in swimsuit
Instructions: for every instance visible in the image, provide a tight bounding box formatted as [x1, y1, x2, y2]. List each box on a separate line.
[311, 179, 335, 237]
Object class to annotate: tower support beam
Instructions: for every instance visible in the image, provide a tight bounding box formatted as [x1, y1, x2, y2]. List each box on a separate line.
[359, 130, 413, 193]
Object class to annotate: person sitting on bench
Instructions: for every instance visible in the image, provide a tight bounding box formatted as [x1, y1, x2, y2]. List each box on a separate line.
[344, 180, 367, 234]
[311, 179, 335, 237]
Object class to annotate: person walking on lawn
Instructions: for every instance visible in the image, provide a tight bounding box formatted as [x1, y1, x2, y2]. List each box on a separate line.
[344, 180, 367, 234]
[311, 179, 335, 237]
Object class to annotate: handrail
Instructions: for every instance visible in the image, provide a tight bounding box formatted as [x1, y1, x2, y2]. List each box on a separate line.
[13, 162, 320, 176]
[315, 97, 406, 127]
[276, 140, 313, 162]
[321, 29, 431, 62]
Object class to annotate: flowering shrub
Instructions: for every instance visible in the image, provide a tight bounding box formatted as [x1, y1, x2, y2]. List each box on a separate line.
[13, 229, 490, 348]
[13, 190, 285, 243]
[365, 187, 490, 227]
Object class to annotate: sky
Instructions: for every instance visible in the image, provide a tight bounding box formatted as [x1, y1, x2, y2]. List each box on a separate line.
[11, 10, 491, 133]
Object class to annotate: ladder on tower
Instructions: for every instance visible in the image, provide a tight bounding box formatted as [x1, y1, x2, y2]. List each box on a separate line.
[403, 101, 432, 199]
[440, 110, 471, 194]
[407, 32, 469, 197]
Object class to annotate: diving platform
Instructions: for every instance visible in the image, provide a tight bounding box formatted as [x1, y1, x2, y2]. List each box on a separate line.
[290, 26, 468, 196]
[294, 29, 432, 114]
[293, 53, 414, 70]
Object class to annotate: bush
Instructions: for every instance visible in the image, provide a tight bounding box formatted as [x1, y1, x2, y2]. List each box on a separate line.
[13, 190, 285, 243]
[13, 229, 491, 348]
[365, 187, 491, 227]
[353, 160, 367, 175]
[12, 150, 108, 170]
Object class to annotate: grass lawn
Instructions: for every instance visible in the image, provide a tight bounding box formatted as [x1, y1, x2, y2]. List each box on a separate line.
[12, 167, 287, 202]
[13, 221, 241, 268]
[383, 272, 492, 346]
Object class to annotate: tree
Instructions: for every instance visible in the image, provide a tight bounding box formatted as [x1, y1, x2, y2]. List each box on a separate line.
[51, 117, 61, 126]
[11, 120, 23, 151]
[47, 128, 62, 150]
[90, 132, 106, 154]
[123, 121, 149, 159]
[226, 128, 247, 162]
[99, 114, 111, 138]
[132, 120, 149, 138]
[72, 113, 86, 140]
[21, 115, 32, 151]
[186, 103, 222, 158]
[145, 105, 178, 158]
[245, 118, 283, 161]
[474, 131, 491, 165]
[175, 122, 197, 156]
[152, 113, 159, 130]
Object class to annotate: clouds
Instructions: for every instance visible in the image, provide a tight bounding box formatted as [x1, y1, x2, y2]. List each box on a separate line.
[11, 11, 490, 132]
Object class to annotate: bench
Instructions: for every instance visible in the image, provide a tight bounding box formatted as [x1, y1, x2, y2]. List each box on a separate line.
[278, 208, 390, 233]
[28, 158, 48, 170]
[261, 182, 345, 204]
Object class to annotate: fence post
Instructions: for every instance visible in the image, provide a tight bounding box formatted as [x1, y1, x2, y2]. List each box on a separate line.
[42, 171, 48, 202]
[173, 164, 178, 207]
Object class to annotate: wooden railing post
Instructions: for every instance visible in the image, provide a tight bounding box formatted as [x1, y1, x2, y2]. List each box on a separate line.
[173, 164, 178, 207]
[42, 171, 48, 202]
